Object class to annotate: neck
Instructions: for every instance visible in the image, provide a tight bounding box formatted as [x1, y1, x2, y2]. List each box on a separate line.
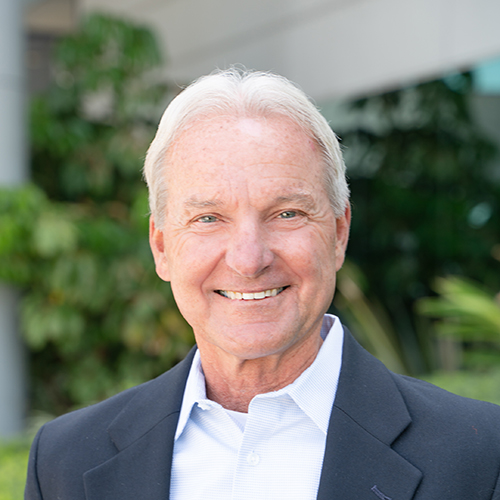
[198, 335, 323, 413]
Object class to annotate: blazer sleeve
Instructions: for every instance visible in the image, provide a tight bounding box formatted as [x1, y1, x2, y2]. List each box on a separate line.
[25, 426, 44, 500]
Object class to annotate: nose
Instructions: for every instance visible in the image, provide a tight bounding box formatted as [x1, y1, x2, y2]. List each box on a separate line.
[225, 220, 274, 277]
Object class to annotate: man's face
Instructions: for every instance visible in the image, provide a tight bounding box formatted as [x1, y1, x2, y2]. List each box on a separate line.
[150, 115, 350, 363]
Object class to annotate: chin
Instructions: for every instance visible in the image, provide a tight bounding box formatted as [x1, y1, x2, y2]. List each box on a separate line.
[216, 324, 301, 359]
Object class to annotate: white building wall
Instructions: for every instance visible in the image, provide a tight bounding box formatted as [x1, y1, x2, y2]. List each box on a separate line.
[81, 0, 500, 100]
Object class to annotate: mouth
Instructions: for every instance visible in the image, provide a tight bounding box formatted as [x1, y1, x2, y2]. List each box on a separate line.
[215, 286, 288, 301]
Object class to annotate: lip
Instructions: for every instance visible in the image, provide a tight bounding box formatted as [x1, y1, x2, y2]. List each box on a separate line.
[215, 286, 288, 300]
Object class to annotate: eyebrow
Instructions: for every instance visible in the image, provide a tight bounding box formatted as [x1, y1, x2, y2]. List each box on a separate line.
[182, 192, 317, 213]
[183, 197, 222, 209]
[182, 197, 223, 217]
[274, 193, 317, 210]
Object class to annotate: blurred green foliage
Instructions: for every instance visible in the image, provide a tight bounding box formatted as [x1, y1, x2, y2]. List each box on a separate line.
[0, 14, 193, 415]
[334, 262, 408, 374]
[339, 75, 500, 374]
[417, 276, 500, 372]
[424, 368, 500, 406]
[418, 276, 500, 341]
[0, 439, 30, 500]
[1, 12, 499, 417]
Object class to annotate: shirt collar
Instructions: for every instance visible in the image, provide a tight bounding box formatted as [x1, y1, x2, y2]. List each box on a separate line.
[175, 314, 344, 440]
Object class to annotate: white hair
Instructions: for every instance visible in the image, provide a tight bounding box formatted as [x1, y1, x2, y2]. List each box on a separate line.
[143, 67, 349, 229]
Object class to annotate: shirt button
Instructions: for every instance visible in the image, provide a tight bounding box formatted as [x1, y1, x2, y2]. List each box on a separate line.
[247, 451, 260, 466]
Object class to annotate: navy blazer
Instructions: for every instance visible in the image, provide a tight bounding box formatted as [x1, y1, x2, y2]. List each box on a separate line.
[26, 328, 500, 499]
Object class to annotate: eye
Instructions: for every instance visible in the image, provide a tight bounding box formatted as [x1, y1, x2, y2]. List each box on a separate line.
[196, 215, 218, 223]
[278, 210, 297, 219]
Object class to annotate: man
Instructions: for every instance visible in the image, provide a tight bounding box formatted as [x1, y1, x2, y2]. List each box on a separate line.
[26, 69, 500, 500]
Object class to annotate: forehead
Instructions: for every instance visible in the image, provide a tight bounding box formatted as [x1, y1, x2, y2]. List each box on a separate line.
[164, 114, 326, 205]
[169, 113, 319, 159]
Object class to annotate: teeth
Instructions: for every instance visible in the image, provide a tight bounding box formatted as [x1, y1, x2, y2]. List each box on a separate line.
[218, 287, 284, 300]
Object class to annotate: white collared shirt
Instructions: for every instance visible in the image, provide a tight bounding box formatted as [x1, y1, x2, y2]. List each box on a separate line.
[170, 314, 344, 500]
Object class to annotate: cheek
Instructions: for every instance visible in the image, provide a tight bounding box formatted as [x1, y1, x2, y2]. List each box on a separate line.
[166, 235, 224, 286]
[298, 228, 336, 264]
[278, 232, 335, 284]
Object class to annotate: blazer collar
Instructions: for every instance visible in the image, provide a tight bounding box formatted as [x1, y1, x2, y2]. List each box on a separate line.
[82, 330, 423, 500]
[317, 328, 422, 500]
[83, 347, 196, 500]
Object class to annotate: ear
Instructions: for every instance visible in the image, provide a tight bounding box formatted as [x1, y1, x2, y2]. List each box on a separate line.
[149, 217, 171, 282]
[334, 204, 351, 272]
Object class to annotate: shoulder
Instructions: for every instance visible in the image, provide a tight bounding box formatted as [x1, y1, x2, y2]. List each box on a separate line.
[391, 371, 500, 437]
[338, 328, 500, 496]
[388, 372, 500, 496]
[37, 377, 153, 448]
[41, 348, 191, 438]
[339, 327, 500, 460]
[392, 370, 500, 412]
[341, 326, 500, 428]
[26, 380, 155, 500]
[27, 349, 195, 495]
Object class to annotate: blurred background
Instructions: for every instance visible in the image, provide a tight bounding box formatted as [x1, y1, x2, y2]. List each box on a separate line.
[1, 0, 500, 495]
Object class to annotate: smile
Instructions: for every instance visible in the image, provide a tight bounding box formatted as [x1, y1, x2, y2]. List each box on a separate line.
[216, 287, 286, 300]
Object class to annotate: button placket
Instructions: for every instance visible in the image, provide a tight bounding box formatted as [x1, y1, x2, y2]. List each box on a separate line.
[246, 451, 260, 466]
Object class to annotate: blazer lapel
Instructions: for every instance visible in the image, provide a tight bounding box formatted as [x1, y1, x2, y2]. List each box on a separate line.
[83, 348, 196, 500]
[317, 330, 422, 500]
[81, 330, 423, 499]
